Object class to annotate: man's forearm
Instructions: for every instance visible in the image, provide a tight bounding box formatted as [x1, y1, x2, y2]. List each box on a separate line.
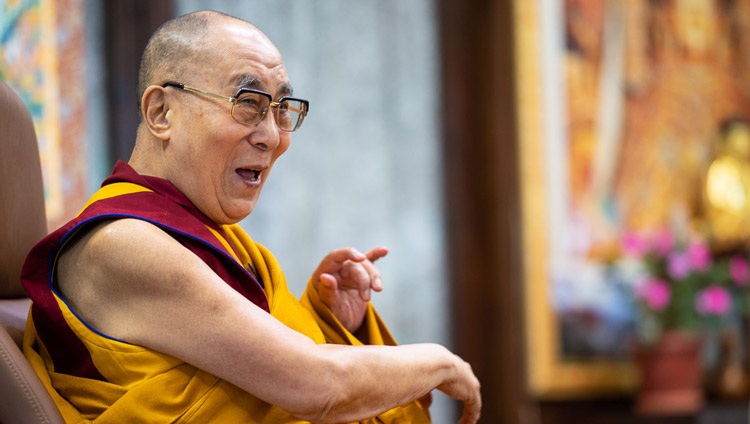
[288, 342, 467, 422]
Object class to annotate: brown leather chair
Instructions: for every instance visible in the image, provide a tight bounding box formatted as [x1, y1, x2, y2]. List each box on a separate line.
[0, 81, 64, 423]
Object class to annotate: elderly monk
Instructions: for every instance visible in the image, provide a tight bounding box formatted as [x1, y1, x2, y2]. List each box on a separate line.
[21, 10, 481, 424]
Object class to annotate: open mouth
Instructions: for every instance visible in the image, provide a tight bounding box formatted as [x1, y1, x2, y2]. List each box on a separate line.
[236, 168, 261, 183]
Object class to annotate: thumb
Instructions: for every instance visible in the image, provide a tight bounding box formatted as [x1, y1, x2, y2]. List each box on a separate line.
[319, 273, 338, 291]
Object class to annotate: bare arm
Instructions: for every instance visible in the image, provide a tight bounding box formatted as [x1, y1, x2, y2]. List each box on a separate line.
[57, 219, 481, 423]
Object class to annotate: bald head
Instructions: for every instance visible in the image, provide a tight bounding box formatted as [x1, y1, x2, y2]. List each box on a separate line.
[129, 10, 293, 224]
[136, 11, 263, 116]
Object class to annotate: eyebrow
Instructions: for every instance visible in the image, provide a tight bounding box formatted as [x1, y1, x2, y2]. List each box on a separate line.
[235, 74, 262, 89]
[234, 74, 294, 97]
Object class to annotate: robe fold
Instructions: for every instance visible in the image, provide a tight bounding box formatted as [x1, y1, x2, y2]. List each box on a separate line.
[22, 161, 431, 423]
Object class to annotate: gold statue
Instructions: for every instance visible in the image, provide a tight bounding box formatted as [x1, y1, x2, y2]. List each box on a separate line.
[704, 119, 750, 252]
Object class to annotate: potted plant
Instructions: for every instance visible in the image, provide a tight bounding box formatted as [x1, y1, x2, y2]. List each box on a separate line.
[618, 228, 744, 415]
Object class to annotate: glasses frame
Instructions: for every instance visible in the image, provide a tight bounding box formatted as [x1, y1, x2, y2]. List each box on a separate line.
[161, 81, 309, 132]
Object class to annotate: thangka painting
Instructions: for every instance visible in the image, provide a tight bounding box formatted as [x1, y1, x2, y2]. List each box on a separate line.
[518, 0, 750, 397]
[1, 0, 63, 222]
[1, 0, 89, 228]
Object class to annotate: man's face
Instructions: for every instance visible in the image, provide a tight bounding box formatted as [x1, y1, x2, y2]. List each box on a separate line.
[164, 22, 293, 225]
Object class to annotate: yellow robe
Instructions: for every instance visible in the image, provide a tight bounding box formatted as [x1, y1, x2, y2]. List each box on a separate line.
[23, 173, 431, 423]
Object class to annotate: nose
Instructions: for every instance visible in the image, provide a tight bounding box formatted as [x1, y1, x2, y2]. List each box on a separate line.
[248, 110, 281, 151]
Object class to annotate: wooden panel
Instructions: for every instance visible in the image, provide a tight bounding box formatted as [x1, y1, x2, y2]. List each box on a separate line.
[104, 0, 174, 163]
[439, 0, 526, 422]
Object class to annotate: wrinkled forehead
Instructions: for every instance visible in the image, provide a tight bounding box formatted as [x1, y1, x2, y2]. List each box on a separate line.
[196, 21, 292, 96]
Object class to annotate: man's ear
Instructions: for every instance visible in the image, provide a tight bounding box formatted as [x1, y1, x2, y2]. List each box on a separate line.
[141, 86, 171, 141]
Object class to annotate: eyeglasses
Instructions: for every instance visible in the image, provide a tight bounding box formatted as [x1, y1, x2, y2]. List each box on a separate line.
[161, 81, 309, 132]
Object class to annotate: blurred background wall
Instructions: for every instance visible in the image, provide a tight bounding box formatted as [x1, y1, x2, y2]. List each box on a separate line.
[175, 1, 453, 419]
[171, 0, 447, 347]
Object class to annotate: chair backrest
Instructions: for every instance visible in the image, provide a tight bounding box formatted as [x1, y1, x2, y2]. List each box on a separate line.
[0, 82, 47, 298]
[0, 81, 64, 423]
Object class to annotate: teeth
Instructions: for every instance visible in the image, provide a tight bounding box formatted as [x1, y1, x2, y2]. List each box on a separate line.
[237, 168, 261, 182]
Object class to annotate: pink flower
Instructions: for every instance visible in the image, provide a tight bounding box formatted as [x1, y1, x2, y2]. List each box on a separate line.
[667, 252, 690, 280]
[686, 242, 712, 272]
[652, 229, 675, 256]
[622, 231, 650, 257]
[696, 285, 732, 316]
[729, 256, 750, 286]
[667, 243, 713, 279]
[637, 279, 671, 311]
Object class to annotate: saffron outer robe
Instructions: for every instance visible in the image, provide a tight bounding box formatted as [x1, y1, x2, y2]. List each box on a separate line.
[22, 162, 431, 423]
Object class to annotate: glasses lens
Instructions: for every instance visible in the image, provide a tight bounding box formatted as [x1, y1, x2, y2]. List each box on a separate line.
[232, 91, 270, 125]
[276, 99, 307, 131]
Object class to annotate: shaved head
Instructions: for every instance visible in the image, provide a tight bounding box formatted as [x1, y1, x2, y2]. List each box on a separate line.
[136, 10, 259, 117]
[130, 9, 293, 225]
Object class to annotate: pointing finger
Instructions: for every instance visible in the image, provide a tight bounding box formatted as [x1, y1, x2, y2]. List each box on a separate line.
[364, 246, 389, 263]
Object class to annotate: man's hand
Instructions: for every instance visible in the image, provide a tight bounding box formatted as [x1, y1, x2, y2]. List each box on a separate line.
[438, 354, 482, 424]
[310, 246, 388, 333]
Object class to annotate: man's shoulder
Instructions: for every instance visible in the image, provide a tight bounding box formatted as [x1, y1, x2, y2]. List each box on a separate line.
[58, 218, 173, 272]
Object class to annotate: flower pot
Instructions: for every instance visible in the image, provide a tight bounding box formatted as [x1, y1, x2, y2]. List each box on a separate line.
[634, 331, 704, 416]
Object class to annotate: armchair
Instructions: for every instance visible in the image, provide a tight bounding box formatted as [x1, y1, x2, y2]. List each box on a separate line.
[0, 81, 64, 423]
